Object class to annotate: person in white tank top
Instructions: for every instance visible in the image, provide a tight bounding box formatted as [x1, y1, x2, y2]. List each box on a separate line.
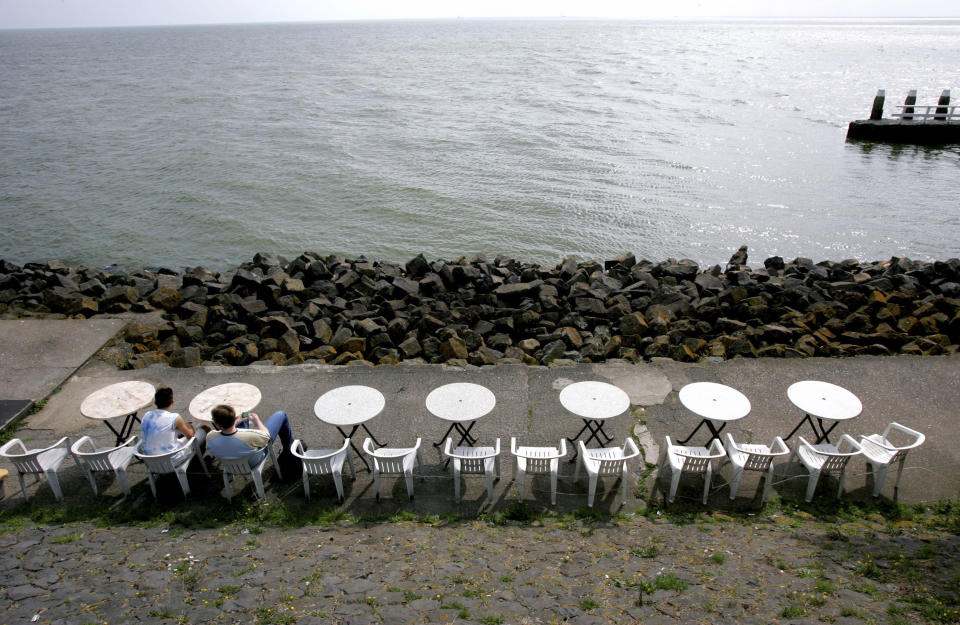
[140, 387, 207, 463]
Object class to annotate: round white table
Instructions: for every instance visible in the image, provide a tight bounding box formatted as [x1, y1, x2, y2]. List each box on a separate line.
[80, 380, 156, 446]
[314, 385, 386, 471]
[559, 381, 630, 460]
[677, 382, 751, 445]
[426, 383, 496, 450]
[188, 383, 262, 423]
[786, 380, 862, 443]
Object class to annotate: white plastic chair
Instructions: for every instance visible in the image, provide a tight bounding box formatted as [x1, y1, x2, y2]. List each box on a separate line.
[859, 422, 925, 498]
[661, 436, 726, 504]
[443, 438, 500, 504]
[0, 437, 71, 502]
[71, 435, 139, 496]
[291, 438, 354, 502]
[135, 437, 208, 500]
[575, 438, 640, 508]
[216, 439, 284, 502]
[510, 437, 567, 506]
[794, 435, 863, 502]
[724, 433, 790, 504]
[363, 437, 422, 502]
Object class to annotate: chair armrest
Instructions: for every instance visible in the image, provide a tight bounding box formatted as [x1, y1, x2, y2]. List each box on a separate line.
[623, 438, 641, 459]
[769, 436, 790, 456]
[42, 437, 71, 453]
[836, 434, 863, 455]
[70, 436, 94, 454]
[0, 438, 28, 455]
[707, 438, 726, 458]
[883, 422, 926, 448]
[558, 438, 567, 458]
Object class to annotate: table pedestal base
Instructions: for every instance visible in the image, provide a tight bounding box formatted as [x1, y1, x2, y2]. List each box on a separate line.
[339, 423, 384, 471]
[104, 412, 140, 447]
[784, 413, 838, 444]
[677, 419, 728, 446]
[568, 418, 614, 461]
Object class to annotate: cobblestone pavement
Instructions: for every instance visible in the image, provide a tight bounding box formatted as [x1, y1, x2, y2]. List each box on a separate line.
[2, 508, 959, 625]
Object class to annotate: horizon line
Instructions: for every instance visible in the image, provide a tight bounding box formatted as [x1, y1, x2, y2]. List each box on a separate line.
[2, 14, 959, 32]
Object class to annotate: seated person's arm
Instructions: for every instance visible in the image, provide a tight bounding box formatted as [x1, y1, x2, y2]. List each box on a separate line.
[246, 413, 269, 436]
[174, 416, 196, 439]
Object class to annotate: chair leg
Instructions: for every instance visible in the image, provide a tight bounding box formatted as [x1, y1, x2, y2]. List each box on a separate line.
[252, 471, 266, 500]
[805, 470, 820, 502]
[668, 467, 682, 503]
[268, 445, 282, 481]
[893, 457, 907, 493]
[175, 469, 191, 498]
[85, 468, 99, 496]
[621, 463, 629, 506]
[222, 472, 233, 502]
[404, 470, 415, 501]
[702, 464, 713, 505]
[761, 465, 774, 504]
[17, 472, 29, 502]
[45, 469, 64, 502]
[485, 468, 494, 505]
[550, 465, 558, 506]
[302, 472, 311, 501]
[373, 468, 381, 502]
[116, 468, 130, 496]
[871, 462, 888, 497]
[587, 473, 597, 508]
[333, 472, 344, 503]
[453, 462, 462, 503]
[837, 468, 848, 499]
[147, 472, 158, 500]
[729, 466, 743, 500]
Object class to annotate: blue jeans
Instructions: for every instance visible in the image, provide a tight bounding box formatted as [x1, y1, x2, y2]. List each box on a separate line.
[242, 411, 294, 467]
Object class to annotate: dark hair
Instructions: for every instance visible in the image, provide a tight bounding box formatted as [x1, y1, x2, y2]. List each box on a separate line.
[211, 404, 236, 430]
[154, 387, 174, 409]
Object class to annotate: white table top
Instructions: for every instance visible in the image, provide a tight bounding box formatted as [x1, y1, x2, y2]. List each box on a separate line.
[559, 381, 630, 420]
[787, 380, 862, 422]
[314, 385, 386, 427]
[80, 380, 155, 421]
[188, 382, 262, 423]
[425, 383, 496, 422]
[678, 382, 751, 422]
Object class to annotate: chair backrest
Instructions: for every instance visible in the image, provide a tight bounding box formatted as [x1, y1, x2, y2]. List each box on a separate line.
[364, 438, 421, 475]
[725, 434, 788, 472]
[585, 439, 639, 475]
[801, 435, 861, 473]
[511, 438, 567, 474]
[444, 438, 500, 474]
[1, 437, 69, 474]
[882, 422, 926, 454]
[293, 439, 350, 476]
[218, 450, 264, 476]
[669, 438, 725, 475]
[136, 438, 195, 474]
[72, 435, 137, 472]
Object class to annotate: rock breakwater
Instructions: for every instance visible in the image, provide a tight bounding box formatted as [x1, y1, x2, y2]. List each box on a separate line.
[1, 248, 958, 369]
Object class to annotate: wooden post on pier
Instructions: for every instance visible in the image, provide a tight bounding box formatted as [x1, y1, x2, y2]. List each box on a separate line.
[869, 89, 885, 120]
[902, 90, 917, 120]
[935, 89, 951, 121]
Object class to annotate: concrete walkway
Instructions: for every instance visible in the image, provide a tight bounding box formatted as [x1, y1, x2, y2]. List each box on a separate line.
[3, 320, 960, 625]
[2, 319, 958, 510]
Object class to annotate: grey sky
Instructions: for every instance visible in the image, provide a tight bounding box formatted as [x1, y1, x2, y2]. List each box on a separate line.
[0, 0, 957, 29]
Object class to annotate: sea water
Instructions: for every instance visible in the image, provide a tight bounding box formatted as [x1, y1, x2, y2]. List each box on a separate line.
[1, 18, 958, 270]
